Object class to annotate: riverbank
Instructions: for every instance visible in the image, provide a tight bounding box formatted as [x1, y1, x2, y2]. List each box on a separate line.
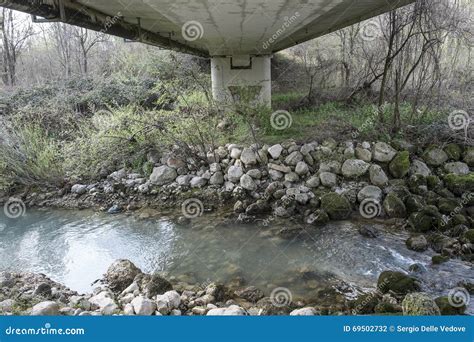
[0, 259, 469, 316]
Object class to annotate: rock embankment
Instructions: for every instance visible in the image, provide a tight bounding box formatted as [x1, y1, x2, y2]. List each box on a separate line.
[1, 260, 469, 316]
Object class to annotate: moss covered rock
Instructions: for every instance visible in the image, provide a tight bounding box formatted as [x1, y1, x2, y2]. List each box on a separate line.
[435, 296, 466, 315]
[374, 302, 402, 314]
[437, 198, 460, 215]
[383, 193, 407, 218]
[406, 235, 428, 252]
[423, 147, 448, 166]
[426, 175, 443, 190]
[389, 151, 411, 178]
[320, 193, 352, 220]
[444, 143, 462, 161]
[463, 229, 474, 243]
[444, 174, 474, 195]
[402, 293, 440, 315]
[432, 255, 449, 264]
[377, 271, 420, 295]
[408, 206, 441, 233]
[463, 147, 474, 167]
[405, 195, 425, 214]
[351, 293, 379, 314]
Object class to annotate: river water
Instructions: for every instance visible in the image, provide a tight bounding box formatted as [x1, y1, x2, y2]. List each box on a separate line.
[0, 209, 472, 313]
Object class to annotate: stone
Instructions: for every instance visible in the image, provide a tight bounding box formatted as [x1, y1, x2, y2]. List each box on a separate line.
[358, 225, 379, 238]
[290, 307, 318, 316]
[423, 147, 448, 166]
[207, 305, 247, 316]
[355, 147, 372, 162]
[71, 184, 87, 195]
[131, 296, 157, 315]
[209, 163, 221, 173]
[406, 235, 428, 252]
[240, 148, 257, 165]
[166, 157, 185, 169]
[389, 151, 410, 178]
[357, 185, 383, 202]
[34, 283, 52, 297]
[246, 169, 262, 179]
[268, 144, 283, 159]
[235, 286, 264, 303]
[227, 165, 244, 183]
[209, 172, 224, 185]
[383, 193, 406, 218]
[105, 259, 142, 293]
[443, 174, 474, 195]
[124, 303, 135, 315]
[285, 151, 304, 166]
[373, 142, 397, 162]
[409, 159, 431, 177]
[31, 301, 59, 316]
[284, 172, 299, 183]
[190, 177, 207, 188]
[89, 291, 118, 315]
[306, 210, 330, 225]
[377, 271, 420, 295]
[306, 176, 320, 188]
[464, 148, 474, 167]
[435, 296, 466, 315]
[0, 299, 15, 312]
[319, 172, 337, 187]
[144, 274, 173, 298]
[230, 148, 242, 160]
[444, 144, 462, 161]
[295, 161, 309, 175]
[109, 169, 127, 181]
[369, 165, 388, 187]
[269, 163, 291, 173]
[321, 193, 352, 220]
[176, 175, 193, 186]
[240, 174, 257, 191]
[444, 162, 469, 175]
[341, 159, 370, 178]
[269, 169, 283, 181]
[319, 161, 341, 174]
[150, 166, 177, 185]
[402, 293, 440, 315]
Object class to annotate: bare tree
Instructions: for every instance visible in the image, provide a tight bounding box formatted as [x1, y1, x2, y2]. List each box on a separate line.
[72, 27, 108, 74]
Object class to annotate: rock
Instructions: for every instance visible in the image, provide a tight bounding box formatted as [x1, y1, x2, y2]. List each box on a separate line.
[150, 166, 177, 185]
[443, 174, 474, 195]
[358, 225, 380, 238]
[306, 210, 330, 225]
[227, 165, 244, 183]
[0, 299, 15, 312]
[357, 185, 382, 202]
[71, 184, 87, 195]
[285, 151, 303, 166]
[176, 175, 193, 186]
[207, 305, 247, 316]
[432, 255, 449, 264]
[321, 193, 352, 220]
[406, 235, 428, 252]
[444, 162, 469, 175]
[269, 163, 291, 173]
[435, 296, 466, 315]
[268, 144, 283, 159]
[190, 177, 207, 188]
[409, 159, 431, 177]
[389, 151, 410, 178]
[373, 142, 397, 162]
[355, 147, 372, 162]
[444, 143, 462, 161]
[240, 174, 257, 191]
[166, 157, 185, 169]
[377, 271, 420, 295]
[285, 172, 299, 183]
[107, 204, 122, 214]
[105, 259, 142, 293]
[131, 296, 157, 315]
[235, 286, 264, 303]
[209, 171, 224, 185]
[124, 303, 135, 315]
[369, 165, 388, 187]
[240, 148, 257, 165]
[109, 169, 127, 181]
[295, 161, 309, 175]
[319, 172, 337, 187]
[319, 161, 341, 174]
[31, 301, 59, 316]
[341, 159, 370, 178]
[230, 148, 242, 160]
[144, 274, 173, 298]
[423, 147, 448, 166]
[464, 148, 474, 167]
[306, 176, 320, 188]
[34, 283, 52, 297]
[247, 169, 262, 179]
[269, 170, 284, 180]
[402, 293, 440, 315]
[290, 307, 318, 316]
[383, 193, 406, 218]
[89, 291, 116, 312]
[408, 208, 439, 233]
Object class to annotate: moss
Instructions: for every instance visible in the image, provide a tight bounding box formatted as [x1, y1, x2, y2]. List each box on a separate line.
[463, 229, 474, 243]
[383, 193, 407, 218]
[389, 151, 410, 178]
[426, 175, 443, 190]
[444, 173, 474, 195]
[402, 293, 440, 315]
[142, 161, 154, 177]
[320, 192, 352, 220]
[374, 302, 402, 314]
[377, 271, 420, 295]
[437, 198, 460, 215]
[444, 144, 462, 161]
[405, 195, 425, 214]
[432, 255, 449, 264]
[435, 296, 466, 315]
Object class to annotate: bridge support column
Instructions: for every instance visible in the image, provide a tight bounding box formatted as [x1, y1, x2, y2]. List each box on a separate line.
[211, 55, 271, 107]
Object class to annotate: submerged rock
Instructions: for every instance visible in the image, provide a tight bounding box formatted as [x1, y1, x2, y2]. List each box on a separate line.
[377, 271, 420, 295]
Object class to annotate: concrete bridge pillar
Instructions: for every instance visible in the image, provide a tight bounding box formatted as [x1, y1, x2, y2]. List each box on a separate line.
[211, 55, 271, 107]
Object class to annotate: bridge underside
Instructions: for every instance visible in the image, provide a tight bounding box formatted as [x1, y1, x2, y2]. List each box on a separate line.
[2, 0, 415, 106]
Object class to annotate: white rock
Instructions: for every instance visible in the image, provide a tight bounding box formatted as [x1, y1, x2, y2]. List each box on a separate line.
[206, 305, 247, 316]
[295, 161, 309, 175]
[341, 159, 370, 178]
[320, 172, 337, 187]
[285, 151, 304, 166]
[230, 148, 242, 160]
[240, 148, 257, 165]
[240, 174, 257, 191]
[290, 307, 317, 316]
[409, 159, 431, 177]
[357, 185, 383, 202]
[227, 165, 243, 183]
[31, 301, 59, 316]
[123, 303, 135, 315]
[444, 162, 469, 175]
[150, 166, 177, 185]
[369, 164, 389, 187]
[71, 184, 87, 195]
[131, 296, 157, 316]
[268, 144, 283, 159]
[373, 142, 397, 162]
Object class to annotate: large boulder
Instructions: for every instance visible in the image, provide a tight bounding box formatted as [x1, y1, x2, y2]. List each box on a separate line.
[373, 142, 397, 162]
[30, 301, 59, 316]
[341, 159, 370, 178]
[377, 271, 420, 295]
[131, 296, 156, 316]
[150, 166, 177, 185]
[321, 193, 352, 220]
[423, 147, 448, 166]
[402, 293, 440, 315]
[105, 259, 142, 293]
[389, 151, 410, 178]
